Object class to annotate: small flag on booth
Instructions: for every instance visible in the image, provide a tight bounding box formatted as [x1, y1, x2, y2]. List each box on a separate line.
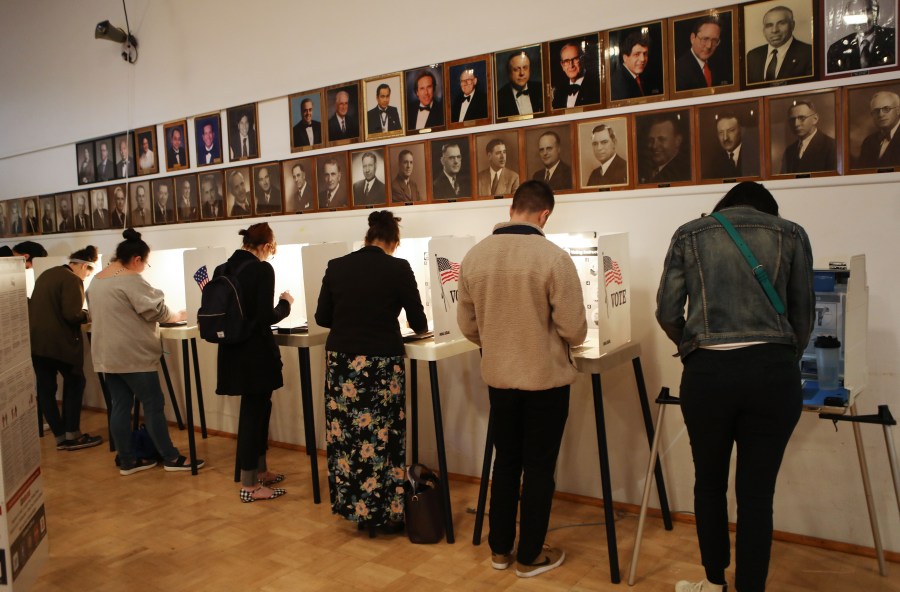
[436, 256, 460, 285]
[193, 265, 210, 291]
[603, 256, 622, 287]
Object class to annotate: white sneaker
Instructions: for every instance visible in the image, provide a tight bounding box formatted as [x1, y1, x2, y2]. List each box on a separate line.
[675, 579, 726, 592]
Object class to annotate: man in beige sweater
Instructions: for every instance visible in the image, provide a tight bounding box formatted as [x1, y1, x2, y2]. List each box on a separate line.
[457, 180, 587, 578]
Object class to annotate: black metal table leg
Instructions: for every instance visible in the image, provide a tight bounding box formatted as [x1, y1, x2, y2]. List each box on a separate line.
[190, 338, 207, 439]
[159, 354, 185, 430]
[632, 357, 673, 531]
[181, 341, 199, 475]
[299, 347, 321, 504]
[592, 373, 620, 584]
[428, 361, 455, 543]
[410, 360, 418, 464]
[473, 409, 494, 545]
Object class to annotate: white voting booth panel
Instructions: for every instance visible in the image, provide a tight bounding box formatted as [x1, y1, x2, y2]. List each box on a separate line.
[597, 233, 632, 354]
[428, 236, 475, 343]
[0, 259, 48, 591]
[391, 237, 433, 332]
[182, 248, 228, 326]
[269, 243, 309, 329]
[301, 242, 351, 336]
[142, 248, 189, 314]
[30, 255, 104, 300]
[548, 232, 600, 340]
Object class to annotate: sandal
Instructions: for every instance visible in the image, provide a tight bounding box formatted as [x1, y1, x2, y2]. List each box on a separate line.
[257, 472, 285, 486]
[240, 486, 286, 503]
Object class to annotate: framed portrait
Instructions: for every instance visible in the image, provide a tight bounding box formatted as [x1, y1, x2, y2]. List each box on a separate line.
[128, 182, 152, 227]
[75, 141, 96, 185]
[150, 178, 175, 225]
[194, 112, 224, 167]
[173, 174, 200, 222]
[696, 99, 764, 183]
[71, 191, 91, 231]
[225, 166, 253, 217]
[522, 123, 576, 193]
[845, 80, 900, 172]
[363, 73, 405, 141]
[493, 45, 546, 122]
[316, 153, 350, 210]
[634, 108, 695, 187]
[445, 55, 494, 129]
[429, 136, 473, 201]
[282, 157, 317, 214]
[766, 89, 841, 177]
[134, 125, 159, 176]
[606, 21, 668, 107]
[473, 129, 522, 198]
[5, 199, 23, 236]
[20, 197, 39, 235]
[251, 162, 284, 216]
[547, 34, 604, 114]
[38, 196, 57, 234]
[113, 132, 135, 179]
[163, 120, 190, 172]
[350, 148, 388, 208]
[324, 82, 361, 146]
[404, 65, 447, 134]
[87, 188, 108, 231]
[198, 171, 226, 220]
[289, 90, 326, 152]
[576, 116, 632, 190]
[670, 8, 740, 99]
[107, 184, 129, 229]
[741, 0, 817, 88]
[227, 103, 260, 162]
[822, 0, 898, 78]
[0, 200, 11, 238]
[94, 136, 115, 182]
[55, 193, 74, 233]
[386, 142, 428, 204]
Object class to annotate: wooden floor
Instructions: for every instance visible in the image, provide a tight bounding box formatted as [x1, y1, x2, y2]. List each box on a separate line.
[30, 410, 897, 592]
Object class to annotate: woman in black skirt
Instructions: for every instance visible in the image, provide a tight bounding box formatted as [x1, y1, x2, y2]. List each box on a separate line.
[315, 210, 428, 535]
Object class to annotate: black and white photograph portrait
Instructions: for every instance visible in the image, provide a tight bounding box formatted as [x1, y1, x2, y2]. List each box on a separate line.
[742, 0, 816, 87]
[351, 148, 388, 207]
[697, 100, 763, 181]
[387, 142, 427, 203]
[635, 109, 694, 185]
[474, 130, 521, 197]
[767, 90, 840, 176]
[576, 117, 631, 189]
[150, 178, 175, 224]
[282, 157, 317, 213]
[227, 103, 260, 161]
[824, 0, 897, 77]
[523, 124, 575, 192]
[225, 166, 253, 217]
[251, 163, 284, 216]
[173, 174, 199, 222]
[199, 171, 226, 220]
[429, 137, 473, 200]
[847, 80, 900, 170]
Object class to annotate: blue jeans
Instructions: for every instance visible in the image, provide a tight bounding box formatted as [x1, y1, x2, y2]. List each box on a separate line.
[105, 371, 179, 466]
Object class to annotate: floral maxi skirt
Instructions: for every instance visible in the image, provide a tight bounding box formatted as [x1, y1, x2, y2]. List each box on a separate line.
[324, 351, 406, 525]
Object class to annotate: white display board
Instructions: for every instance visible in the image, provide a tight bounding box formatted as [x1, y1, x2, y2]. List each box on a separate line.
[30, 255, 103, 300]
[141, 248, 189, 314]
[0, 259, 48, 591]
[301, 242, 351, 336]
[269, 243, 309, 329]
[182, 247, 228, 326]
[428, 236, 475, 343]
[596, 232, 632, 354]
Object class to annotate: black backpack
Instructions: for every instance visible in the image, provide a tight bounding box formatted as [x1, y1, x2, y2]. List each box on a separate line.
[197, 259, 254, 344]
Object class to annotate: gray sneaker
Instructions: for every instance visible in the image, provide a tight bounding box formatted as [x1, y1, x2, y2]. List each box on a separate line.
[60, 433, 103, 451]
[515, 546, 565, 578]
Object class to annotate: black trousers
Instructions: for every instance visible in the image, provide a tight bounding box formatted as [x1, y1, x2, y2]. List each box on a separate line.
[488, 385, 570, 564]
[237, 392, 273, 475]
[680, 344, 802, 592]
[33, 355, 86, 437]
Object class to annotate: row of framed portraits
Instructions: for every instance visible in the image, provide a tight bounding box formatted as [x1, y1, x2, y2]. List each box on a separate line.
[10, 79, 899, 240]
[71, 0, 899, 187]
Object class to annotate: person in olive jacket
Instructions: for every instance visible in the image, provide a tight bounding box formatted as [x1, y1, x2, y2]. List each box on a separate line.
[215, 223, 293, 503]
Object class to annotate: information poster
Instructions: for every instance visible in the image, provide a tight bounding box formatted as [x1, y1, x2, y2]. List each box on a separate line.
[183, 247, 227, 326]
[548, 232, 599, 334]
[301, 242, 351, 336]
[428, 236, 475, 343]
[596, 232, 632, 354]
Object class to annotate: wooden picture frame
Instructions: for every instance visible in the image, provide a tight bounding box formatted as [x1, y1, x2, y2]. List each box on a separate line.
[324, 82, 362, 146]
[670, 8, 741, 99]
[55, 193, 74, 233]
[227, 103, 260, 162]
[386, 142, 428, 204]
[251, 162, 284, 216]
[493, 45, 546, 122]
[404, 65, 447, 134]
[741, 0, 818, 89]
[198, 171, 226, 220]
[128, 184, 151, 227]
[163, 120, 190, 172]
[289, 89, 326, 152]
[634, 108, 695, 187]
[134, 125, 159, 176]
[113, 132, 135, 180]
[822, 0, 898, 79]
[20, 197, 39, 235]
[576, 116, 632, 191]
[445, 55, 494, 129]
[428, 136, 473, 201]
[363, 73, 406, 141]
[546, 34, 604, 114]
[473, 129, 522, 198]
[282, 157, 317, 214]
[75, 141, 96, 185]
[696, 99, 764, 183]
[766, 89, 841, 177]
[350, 148, 388, 208]
[845, 79, 900, 172]
[522, 123, 576, 193]
[86, 188, 108, 231]
[38, 196, 57, 234]
[194, 112, 224, 167]
[606, 20, 668, 107]
[316, 153, 351, 210]
[93, 136, 115, 182]
[150, 178, 175, 225]
[224, 166, 253, 218]
[173, 174, 200, 223]
[107, 184, 129, 229]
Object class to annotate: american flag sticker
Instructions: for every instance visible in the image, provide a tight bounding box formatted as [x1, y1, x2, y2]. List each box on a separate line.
[603, 255, 623, 287]
[436, 256, 460, 285]
[193, 265, 210, 290]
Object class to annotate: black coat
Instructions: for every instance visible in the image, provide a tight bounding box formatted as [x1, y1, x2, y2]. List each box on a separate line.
[215, 250, 290, 396]
[315, 245, 427, 357]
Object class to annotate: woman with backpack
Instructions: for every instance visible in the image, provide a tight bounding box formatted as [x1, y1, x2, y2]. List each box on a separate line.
[215, 223, 293, 502]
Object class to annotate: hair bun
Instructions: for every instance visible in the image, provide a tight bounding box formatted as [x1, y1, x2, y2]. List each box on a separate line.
[239, 229, 249, 236]
[368, 210, 393, 227]
[123, 228, 141, 241]
[85, 245, 99, 262]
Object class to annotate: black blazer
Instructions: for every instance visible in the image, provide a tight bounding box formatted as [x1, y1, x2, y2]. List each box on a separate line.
[827, 26, 895, 73]
[610, 66, 644, 100]
[432, 171, 471, 199]
[587, 155, 628, 186]
[857, 130, 900, 168]
[166, 146, 187, 168]
[746, 39, 812, 84]
[781, 131, 837, 174]
[496, 81, 543, 118]
[451, 90, 488, 122]
[96, 160, 114, 181]
[215, 250, 290, 396]
[293, 120, 322, 147]
[229, 134, 258, 160]
[407, 99, 444, 130]
[366, 106, 402, 133]
[551, 72, 601, 109]
[531, 160, 573, 191]
[328, 114, 359, 141]
[640, 150, 692, 184]
[315, 245, 427, 356]
[353, 178, 386, 205]
[675, 51, 731, 91]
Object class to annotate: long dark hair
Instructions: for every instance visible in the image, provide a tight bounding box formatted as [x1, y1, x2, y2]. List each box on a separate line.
[713, 181, 779, 216]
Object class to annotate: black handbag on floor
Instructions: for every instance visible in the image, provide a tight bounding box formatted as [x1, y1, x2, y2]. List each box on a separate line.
[404, 463, 445, 544]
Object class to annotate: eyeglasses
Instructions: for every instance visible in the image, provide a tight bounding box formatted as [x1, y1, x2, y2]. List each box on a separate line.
[560, 57, 581, 66]
[871, 105, 899, 116]
[696, 36, 721, 47]
[788, 114, 814, 122]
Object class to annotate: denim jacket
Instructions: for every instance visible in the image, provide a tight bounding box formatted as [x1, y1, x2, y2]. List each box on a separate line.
[656, 206, 815, 359]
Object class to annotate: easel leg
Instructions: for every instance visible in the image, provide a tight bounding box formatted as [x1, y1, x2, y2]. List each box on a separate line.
[883, 422, 900, 546]
[410, 360, 418, 465]
[159, 353, 185, 430]
[428, 361, 454, 544]
[473, 409, 493, 545]
[851, 403, 887, 576]
[592, 373, 620, 583]
[628, 403, 667, 585]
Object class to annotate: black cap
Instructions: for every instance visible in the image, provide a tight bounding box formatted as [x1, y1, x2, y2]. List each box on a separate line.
[13, 241, 47, 260]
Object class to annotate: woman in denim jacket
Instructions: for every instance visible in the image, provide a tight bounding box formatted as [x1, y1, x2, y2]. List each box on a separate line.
[656, 182, 814, 592]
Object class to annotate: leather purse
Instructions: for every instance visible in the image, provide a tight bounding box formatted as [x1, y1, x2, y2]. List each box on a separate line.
[404, 463, 445, 544]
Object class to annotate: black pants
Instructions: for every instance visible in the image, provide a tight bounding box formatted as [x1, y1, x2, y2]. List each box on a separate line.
[33, 355, 86, 438]
[488, 385, 570, 564]
[680, 344, 802, 592]
[237, 392, 273, 476]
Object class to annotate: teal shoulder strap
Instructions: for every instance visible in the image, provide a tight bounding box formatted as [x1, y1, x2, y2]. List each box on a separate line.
[709, 212, 786, 315]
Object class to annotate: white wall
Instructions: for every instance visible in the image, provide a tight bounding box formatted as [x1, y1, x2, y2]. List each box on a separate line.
[1, 0, 898, 553]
